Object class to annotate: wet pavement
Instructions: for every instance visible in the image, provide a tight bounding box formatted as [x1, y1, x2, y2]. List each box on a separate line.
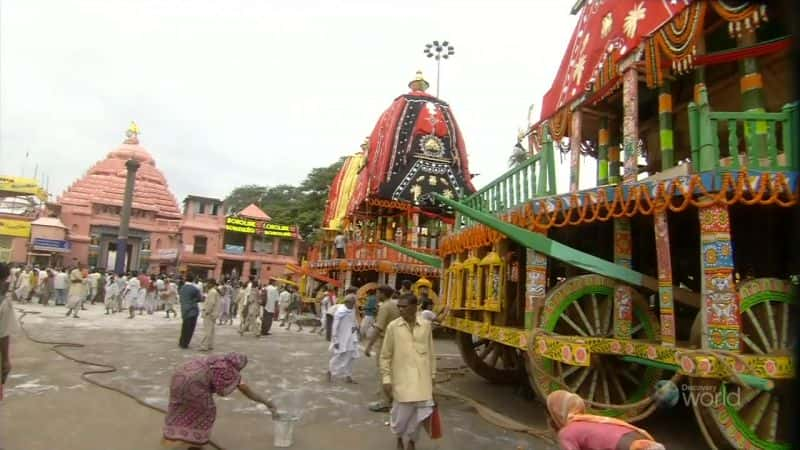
[1, 303, 703, 449]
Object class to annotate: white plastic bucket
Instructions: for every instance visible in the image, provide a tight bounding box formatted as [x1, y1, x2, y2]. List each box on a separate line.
[273, 415, 298, 448]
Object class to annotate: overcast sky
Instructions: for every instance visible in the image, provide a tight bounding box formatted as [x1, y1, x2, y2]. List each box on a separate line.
[0, 0, 576, 203]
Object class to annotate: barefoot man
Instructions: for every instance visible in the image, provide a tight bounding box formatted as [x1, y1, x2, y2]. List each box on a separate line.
[380, 293, 436, 450]
[327, 293, 359, 383]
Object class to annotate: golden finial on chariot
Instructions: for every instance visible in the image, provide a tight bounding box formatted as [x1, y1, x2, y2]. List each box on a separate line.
[408, 70, 430, 91]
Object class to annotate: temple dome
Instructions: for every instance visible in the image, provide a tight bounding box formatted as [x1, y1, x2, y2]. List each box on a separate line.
[58, 137, 181, 219]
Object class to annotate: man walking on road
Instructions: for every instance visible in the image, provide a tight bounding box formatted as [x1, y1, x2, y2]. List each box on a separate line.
[199, 280, 220, 352]
[179, 275, 203, 349]
[261, 279, 278, 336]
[380, 293, 436, 450]
[365, 285, 398, 412]
[65, 263, 86, 318]
[327, 294, 359, 383]
[53, 268, 68, 306]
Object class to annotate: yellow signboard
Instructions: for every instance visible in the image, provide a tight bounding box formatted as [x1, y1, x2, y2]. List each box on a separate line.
[264, 223, 296, 237]
[0, 176, 47, 201]
[225, 216, 257, 234]
[0, 218, 32, 237]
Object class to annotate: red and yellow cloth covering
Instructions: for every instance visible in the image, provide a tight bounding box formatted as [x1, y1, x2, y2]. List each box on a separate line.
[540, 1, 689, 122]
[322, 153, 364, 230]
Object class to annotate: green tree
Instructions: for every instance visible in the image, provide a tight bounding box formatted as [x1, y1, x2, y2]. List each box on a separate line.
[223, 185, 267, 213]
[223, 157, 346, 242]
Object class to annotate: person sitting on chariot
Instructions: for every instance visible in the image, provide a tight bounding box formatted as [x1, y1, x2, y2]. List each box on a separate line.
[546, 390, 665, 450]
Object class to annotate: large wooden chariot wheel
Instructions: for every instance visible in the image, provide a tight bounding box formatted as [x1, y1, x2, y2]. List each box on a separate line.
[455, 331, 526, 384]
[525, 274, 662, 421]
[690, 278, 795, 450]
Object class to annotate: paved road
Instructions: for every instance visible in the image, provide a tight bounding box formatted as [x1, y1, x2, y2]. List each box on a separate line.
[1, 303, 703, 449]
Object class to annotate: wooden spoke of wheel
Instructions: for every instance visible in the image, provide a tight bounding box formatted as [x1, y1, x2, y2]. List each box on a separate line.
[741, 335, 766, 355]
[780, 302, 789, 349]
[561, 313, 589, 337]
[477, 342, 493, 360]
[609, 365, 628, 403]
[569, 366, 592, 392]
[587, 369, 599, 403]
[486, 344, 501, 368]
[500, 346, 516, 370]
[746, 391, 771, 431]
[745, 308, 773, 353]
[766, 396, 779, 442]
[602, 295, 613, 337]
[590, 294, 602, 335]
[572, 300, 595, 336]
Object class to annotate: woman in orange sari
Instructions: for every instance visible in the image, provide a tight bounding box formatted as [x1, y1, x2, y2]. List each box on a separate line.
[546, 390, 665, 450]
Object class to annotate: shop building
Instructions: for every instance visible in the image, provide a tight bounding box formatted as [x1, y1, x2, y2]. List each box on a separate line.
[178, 196, 301, 282]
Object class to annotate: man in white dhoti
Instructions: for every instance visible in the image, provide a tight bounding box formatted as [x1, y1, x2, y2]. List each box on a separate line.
[327, 294, 359, 384]
[104, 272, 119, 315]
[199, 280, 221, 352]
[122, 271, 142, 319]
[13, 266, 31, 302]
[65, 264, 86, 318]
[380, 293, 436, 450]
[163, 278, 178, 319]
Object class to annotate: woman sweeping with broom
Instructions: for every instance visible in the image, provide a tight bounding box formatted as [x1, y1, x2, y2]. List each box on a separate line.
[162, 352, 278, 449]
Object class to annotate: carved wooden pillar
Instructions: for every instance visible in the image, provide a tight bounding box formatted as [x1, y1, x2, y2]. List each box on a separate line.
[699, 204, 740, 351]
[525, 247, 548, 330]
[569, 110, 582, 193]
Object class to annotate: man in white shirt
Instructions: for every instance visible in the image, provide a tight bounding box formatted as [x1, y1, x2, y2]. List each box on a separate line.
[52, 268, 69, 306]
[261, 279, 279, 336]
[334, 233, 346, 258]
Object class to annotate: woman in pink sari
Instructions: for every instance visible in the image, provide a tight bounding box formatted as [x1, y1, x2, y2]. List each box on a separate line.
[546, 390, 665, 450]
[162, 352, 277, 449]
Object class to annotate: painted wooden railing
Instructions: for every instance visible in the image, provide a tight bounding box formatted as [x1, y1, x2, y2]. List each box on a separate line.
[457, 124, 557, 228]
[308, 241, 439, 266]
[689, 86, 799, 172]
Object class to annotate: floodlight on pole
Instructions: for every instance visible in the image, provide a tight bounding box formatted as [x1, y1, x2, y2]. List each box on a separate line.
[423, 40, 454, 97]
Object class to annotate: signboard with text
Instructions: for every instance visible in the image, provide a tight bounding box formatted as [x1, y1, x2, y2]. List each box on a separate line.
[263, 223, 297, 238]
[32, 238, 71, 253]
[0, 218, 31, 238]
[225, 216, 297, 238]
[225, 216, 257, 234]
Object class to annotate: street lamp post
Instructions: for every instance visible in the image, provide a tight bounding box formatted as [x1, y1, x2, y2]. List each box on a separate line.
[424, 40, 454, 98]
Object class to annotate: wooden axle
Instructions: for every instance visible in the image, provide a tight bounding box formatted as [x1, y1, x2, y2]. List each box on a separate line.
[620, 356, 774, 392]
[433, 193, 700, 308]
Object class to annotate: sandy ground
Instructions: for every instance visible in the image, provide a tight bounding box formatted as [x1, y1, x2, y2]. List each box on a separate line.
[0, 303, 703, 450]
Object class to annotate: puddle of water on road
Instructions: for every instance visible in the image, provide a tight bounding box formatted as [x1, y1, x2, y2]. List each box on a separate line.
[7, 378, 60, 396]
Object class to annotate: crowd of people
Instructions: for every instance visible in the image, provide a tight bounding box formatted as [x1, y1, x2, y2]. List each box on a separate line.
[0, 260, 669, 450]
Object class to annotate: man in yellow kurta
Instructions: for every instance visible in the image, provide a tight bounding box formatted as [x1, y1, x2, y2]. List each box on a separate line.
[379, 293, 435, 450]
[65, 263, 86, 318]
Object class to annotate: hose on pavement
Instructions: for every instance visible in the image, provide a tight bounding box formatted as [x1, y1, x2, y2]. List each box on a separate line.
[15, 308, 224, 450]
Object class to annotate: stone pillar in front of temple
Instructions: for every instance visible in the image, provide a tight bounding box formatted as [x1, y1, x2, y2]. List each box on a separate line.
[115, 158, 140, 274]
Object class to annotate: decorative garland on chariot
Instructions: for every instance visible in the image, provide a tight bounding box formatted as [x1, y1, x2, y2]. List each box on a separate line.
[440, 170, 797, 256]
